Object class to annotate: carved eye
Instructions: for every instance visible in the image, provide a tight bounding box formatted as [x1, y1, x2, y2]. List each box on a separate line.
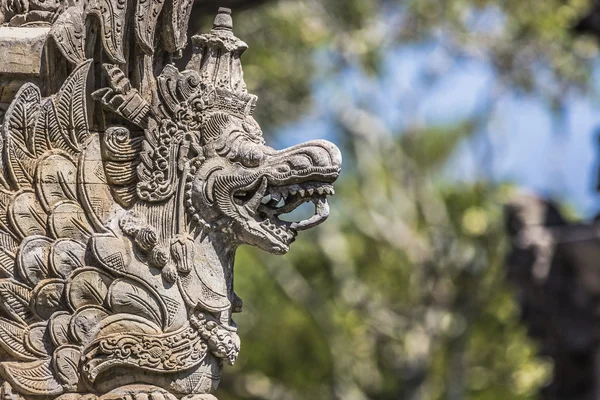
[275, 164, 291, 174]
[240, 142, 264, 167]
[242, 121, 264, 143]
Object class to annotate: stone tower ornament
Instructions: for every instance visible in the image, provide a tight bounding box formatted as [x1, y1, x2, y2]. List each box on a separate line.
[0, 4, 341, 400]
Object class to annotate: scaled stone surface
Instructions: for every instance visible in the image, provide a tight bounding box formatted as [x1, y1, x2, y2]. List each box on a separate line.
[0, 4, 341, 400]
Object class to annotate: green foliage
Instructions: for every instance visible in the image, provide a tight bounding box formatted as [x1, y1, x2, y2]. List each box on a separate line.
[219, 122, 551, 399]
[400, 121, 475, 172]
[230, 0, 597, 130]
[206, 0, 597, 398]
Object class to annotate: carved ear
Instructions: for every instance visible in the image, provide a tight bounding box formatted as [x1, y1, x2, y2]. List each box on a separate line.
[158, 65, 183, 114]
[157, 65, 201, 116]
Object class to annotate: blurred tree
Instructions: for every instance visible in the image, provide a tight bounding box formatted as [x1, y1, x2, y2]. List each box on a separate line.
[184, 1, 600, 399]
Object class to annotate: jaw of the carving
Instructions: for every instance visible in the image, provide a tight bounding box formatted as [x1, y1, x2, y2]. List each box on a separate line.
[193, 139, 342, 254]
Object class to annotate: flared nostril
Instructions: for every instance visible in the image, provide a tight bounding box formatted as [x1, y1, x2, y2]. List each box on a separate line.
[326, 141, 342, 169]
[271, 139, 342, 170]
[308, 140, 342, 169]
[288, 155, 313, 170]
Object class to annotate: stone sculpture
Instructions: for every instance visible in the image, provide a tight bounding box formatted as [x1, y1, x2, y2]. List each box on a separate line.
[0, 4, 341, 400]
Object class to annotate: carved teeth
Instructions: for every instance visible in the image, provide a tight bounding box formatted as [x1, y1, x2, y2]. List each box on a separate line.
[260, 217, 293, 242]
[321, 186, 334, 195]
[290, 197, 330, 231]
[271, 192, 282, 203]
[263, 184, 336, 202]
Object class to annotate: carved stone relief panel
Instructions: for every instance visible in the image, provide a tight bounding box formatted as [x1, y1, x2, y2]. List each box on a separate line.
[0, 3, 341, 400]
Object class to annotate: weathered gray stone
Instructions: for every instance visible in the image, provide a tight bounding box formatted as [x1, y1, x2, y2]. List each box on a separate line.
[0, 4, 342, 400]
[0, 27, 49, 75]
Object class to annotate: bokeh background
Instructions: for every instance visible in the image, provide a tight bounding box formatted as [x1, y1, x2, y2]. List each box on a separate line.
[188, 1, 600, 399]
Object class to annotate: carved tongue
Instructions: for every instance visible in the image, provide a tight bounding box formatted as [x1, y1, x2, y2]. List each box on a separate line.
[290, 197, 329, 231]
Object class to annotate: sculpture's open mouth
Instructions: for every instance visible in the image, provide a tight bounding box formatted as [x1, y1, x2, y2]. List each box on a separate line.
[205, 138, 341, 253]
[231, 172, 337, 249]
[227, 162, 338, 251]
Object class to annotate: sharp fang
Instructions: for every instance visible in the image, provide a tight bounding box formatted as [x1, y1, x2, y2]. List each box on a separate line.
[267, 191, 283, 208]
[290, 197, 330, 231]
[308, 188, 314, 196]
[299, 189, 305, 197]
[261, 194, 272, 204]
[317, 187, 324, 195]
[245, 177, 268, 215]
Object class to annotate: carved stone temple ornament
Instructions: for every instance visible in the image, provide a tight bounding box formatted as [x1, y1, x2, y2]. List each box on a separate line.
[0, 3, 341, 400]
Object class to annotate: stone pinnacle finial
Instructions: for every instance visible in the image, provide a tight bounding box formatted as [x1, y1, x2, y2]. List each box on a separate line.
[213, 7, 233, 31]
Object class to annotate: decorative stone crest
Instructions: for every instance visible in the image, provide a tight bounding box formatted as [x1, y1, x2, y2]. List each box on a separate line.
[0, 4, 341, 400]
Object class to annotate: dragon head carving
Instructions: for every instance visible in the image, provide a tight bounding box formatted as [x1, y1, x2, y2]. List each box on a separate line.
[189, 112, 341, 254]
[89, 7, 342, 396]
[95, 8, 341, 255]
[0, 7, 341, 400]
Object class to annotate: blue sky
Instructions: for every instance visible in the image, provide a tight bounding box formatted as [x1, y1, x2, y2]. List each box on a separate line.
[274, 41, 600, 219]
